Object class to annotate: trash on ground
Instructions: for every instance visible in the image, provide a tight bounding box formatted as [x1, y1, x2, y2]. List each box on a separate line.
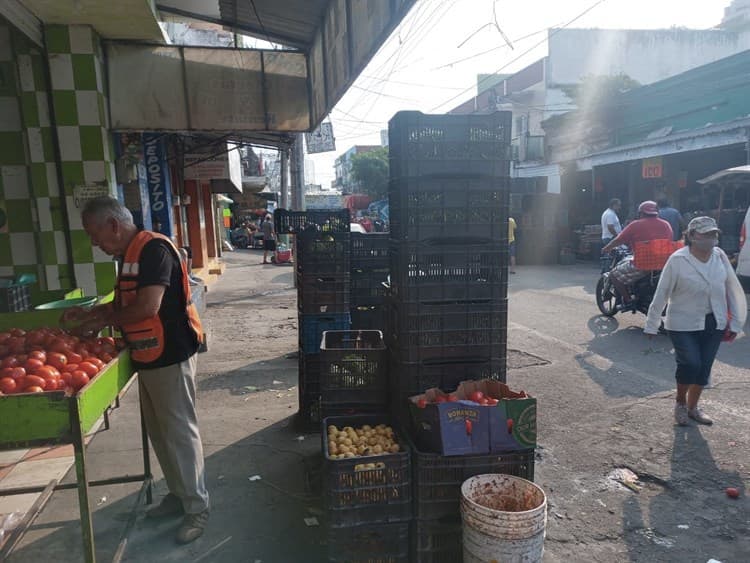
[96, 496, 108, 506]
[248, 475, 262, 481]
[677, 524, 689, 529]
[295, 435, 305, 442]
[606, 467, 642, 492]
[304, 517, 319, 527]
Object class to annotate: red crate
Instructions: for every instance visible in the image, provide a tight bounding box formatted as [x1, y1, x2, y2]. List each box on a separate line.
[632, 240, 684, 270]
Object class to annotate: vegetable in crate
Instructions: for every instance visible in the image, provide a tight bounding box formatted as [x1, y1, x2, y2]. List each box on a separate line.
[327, 424, 401, 459]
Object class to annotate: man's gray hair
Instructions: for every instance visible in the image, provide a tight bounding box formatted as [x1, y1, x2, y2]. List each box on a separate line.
[81, 196, 134, 226]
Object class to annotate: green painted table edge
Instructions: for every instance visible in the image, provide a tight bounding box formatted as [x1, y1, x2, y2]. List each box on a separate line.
[0, 350, 134, 448]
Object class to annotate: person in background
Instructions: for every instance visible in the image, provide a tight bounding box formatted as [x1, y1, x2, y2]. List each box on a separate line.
[645, 216, 746, 426]
[261, 213, 276, 264]
[602, 201, 673, 309]
[657, 198, 686, 241]
[508, 216, 517, 274]
[62, 197, 209, 544]
[601, 198, 622, 246]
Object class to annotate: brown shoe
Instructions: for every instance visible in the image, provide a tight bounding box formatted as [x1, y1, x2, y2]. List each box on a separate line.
[176, 510, 209, 544]
[146, 493, 184, 519]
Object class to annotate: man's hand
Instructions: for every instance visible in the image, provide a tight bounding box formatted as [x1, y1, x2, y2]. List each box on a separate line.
[724, 330, 737, 343]
[60, 306, 89, 324]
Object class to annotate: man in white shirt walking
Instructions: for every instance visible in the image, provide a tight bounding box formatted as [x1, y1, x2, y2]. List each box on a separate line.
[601, 199, 622, 245]
[645, 216, 747, 426]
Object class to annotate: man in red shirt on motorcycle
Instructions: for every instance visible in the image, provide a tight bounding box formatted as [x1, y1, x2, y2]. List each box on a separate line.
[601, 200, 673, 309]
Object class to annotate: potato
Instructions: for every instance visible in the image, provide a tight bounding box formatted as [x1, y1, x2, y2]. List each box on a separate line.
[328, 425, 338, 434]
[389, 444, 400, 453]
[344, 452, 355, 458]
[372, 445, 383, 454]
[342, 438, 353, 447]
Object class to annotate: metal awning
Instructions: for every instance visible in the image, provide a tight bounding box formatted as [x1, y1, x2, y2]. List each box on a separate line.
[697, 165, 750, 185]
[157, 0, 327, 50]
[14, 0, 417, 147]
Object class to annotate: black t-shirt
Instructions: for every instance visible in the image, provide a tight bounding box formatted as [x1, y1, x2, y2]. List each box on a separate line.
[132, 239, 199, 369]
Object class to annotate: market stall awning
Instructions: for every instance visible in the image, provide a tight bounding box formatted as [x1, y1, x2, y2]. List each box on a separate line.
[697, 165, 750, 184]
[105, 0, 416, 143]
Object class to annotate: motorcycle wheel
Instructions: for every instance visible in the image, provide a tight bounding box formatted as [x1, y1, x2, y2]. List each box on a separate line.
[596, 276, 618, 317]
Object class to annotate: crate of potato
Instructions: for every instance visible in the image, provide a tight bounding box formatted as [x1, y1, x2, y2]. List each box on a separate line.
[323, 415, 412, 527]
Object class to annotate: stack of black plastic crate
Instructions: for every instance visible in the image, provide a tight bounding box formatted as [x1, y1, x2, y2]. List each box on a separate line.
[275, 209, 353, 428]
[350, 232, 389, 331]
[387, 111, 531, 562]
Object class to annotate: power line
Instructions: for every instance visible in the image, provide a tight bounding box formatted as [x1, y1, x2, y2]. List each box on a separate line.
[249, 0, 272, 46]
[430, 0, 611, 112]
[432, 24, 559, 70]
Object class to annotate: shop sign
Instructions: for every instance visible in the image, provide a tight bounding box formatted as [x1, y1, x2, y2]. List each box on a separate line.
[142, 134, 173, 236]
[73, 184, 111, 208]
[642, 157, 663, 179]
[305, 122, 336, 154]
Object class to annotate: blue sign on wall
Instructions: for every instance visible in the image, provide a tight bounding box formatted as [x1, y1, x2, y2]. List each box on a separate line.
[142, 133, 173, 237]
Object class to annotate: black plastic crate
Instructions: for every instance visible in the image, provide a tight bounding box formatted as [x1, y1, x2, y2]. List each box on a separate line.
[389, 111, 512, 179]
[389, 238, 508, 302]
[298, 273, 350, 314]
[320, 402, 385, 422]
[299, 312, 351, 354]
[410, 434, 534, 520]
[328, 521, 410, 563]
[323, 415, 412, 527]
[296, 232, 351, 275]
[411, 517, 463, 563]
[388, 299, 508, 362]
[389, 357, 506, 422]
[351, 305, 388, 331]
[275, 208, 350, 234]
[0, 284, 32, 313]
[351, 267, 390, 306]
[351, 232, 390, 268]
[389, 176, 510, 241]
[321, 330, 388, 405]
[299, 353, 321, 396]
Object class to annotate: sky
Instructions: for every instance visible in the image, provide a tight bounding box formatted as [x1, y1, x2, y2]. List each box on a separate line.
[305, 0, 728, 188]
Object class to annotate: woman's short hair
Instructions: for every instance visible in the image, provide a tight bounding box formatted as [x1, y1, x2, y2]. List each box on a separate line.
[81, 196, 134, 226]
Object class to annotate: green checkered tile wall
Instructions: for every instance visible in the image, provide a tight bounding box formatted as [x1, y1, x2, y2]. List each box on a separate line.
[44, 24, 117, 297]
[0, 23, 44, 286]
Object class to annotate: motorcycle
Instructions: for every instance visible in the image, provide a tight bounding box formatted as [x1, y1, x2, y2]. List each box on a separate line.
[229, 227, 251, 249]
[596, 248, 662, 318]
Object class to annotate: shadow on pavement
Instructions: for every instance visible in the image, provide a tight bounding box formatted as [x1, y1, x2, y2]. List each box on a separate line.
[576, 315, 676, 398]
[8, 414, 326, 563]
[198, 355, 298, 396]
[622, 426, 748, 562]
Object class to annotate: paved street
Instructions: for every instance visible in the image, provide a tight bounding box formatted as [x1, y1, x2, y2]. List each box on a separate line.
[6, 251, 750, 562]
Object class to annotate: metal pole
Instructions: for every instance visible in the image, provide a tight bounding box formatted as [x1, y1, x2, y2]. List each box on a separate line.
[291, 134, 306, 211]
[280, 148, 289, 209]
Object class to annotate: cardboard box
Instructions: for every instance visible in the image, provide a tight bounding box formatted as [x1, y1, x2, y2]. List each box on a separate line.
[408, 388, 489, 456]
[409, 380, 536, 455]
[458, 380, 537, 452]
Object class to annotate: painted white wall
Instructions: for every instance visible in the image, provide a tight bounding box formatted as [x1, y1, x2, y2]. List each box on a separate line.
[547, 28, 750, 87]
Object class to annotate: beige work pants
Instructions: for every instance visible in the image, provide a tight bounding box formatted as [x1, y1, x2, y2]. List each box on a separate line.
[138, 354, 209, 514]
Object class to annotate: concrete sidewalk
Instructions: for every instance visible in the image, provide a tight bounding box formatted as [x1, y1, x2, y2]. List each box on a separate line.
[2, 254, 748, 562]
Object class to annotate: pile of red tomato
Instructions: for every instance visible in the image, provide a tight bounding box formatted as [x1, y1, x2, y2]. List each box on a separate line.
[416, 390, 502, 409]
[0, 327, 124, 396]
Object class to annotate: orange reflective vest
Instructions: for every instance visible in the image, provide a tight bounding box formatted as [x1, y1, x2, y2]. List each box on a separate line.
[116, 231, 203, 364]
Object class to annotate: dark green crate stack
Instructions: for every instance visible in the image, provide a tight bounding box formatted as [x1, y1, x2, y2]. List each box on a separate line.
[387, 111, 530, 562]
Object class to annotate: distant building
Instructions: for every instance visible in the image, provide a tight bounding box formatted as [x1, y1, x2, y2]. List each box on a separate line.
[721, 0, 750, 31]
[333, 145, 383, 193]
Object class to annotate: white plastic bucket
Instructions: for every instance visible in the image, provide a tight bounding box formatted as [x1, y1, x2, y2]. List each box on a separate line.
[461, 474, 547, 563]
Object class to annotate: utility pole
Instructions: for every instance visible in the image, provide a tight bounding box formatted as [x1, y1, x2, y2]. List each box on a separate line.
[290, 133, 306, 211]
[280, 148, 289, 209]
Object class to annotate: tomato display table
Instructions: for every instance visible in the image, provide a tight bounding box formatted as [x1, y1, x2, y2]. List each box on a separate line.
[0, 311, 152, 563]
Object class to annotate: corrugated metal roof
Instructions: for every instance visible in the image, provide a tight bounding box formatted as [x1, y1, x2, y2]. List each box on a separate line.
[219, 0, 328, 48]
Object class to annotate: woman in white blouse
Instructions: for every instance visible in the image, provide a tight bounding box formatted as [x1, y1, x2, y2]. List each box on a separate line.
[645, 216, 747, 426]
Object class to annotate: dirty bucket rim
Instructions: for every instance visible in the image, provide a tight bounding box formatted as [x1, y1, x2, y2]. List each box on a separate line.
[461, 473, 546, 516]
